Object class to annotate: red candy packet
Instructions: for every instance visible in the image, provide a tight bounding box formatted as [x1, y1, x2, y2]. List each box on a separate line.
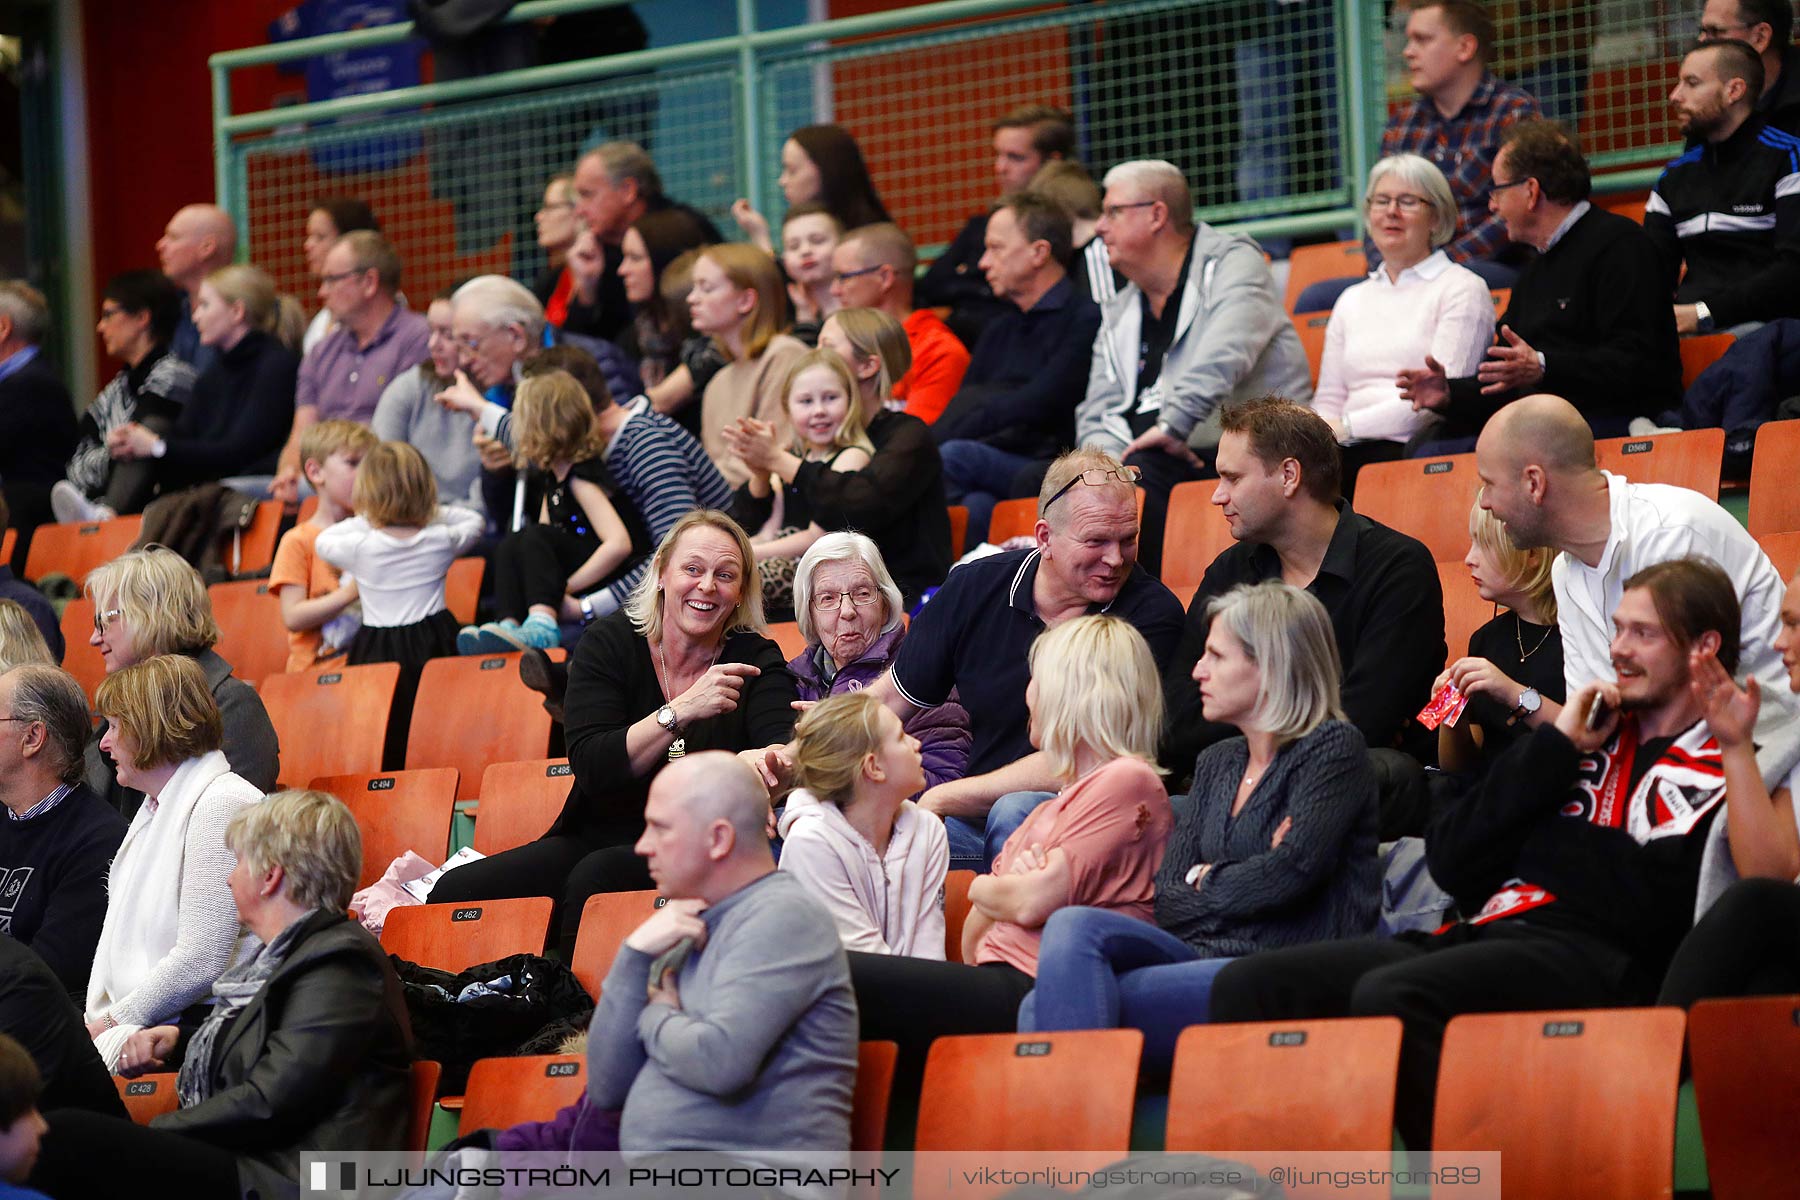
[1417, 682, 1470, 730]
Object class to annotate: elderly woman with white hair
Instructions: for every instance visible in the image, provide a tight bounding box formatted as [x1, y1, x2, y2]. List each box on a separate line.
[1019, 581, 1379, 1077]
[783, 532, 969, 790]
[1311, 153, 1496, 494]
[34, 789, 411, 1200]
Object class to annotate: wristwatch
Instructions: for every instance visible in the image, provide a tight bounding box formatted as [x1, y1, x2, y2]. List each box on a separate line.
[579, 595, 596, 624]
[655, 704, 680, 735]
[1514, 687, 1542, 719]
[1694, 301, 1715, 334]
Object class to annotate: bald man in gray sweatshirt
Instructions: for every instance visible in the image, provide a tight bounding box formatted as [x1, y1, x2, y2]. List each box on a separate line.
[589, 752, 858, 1158]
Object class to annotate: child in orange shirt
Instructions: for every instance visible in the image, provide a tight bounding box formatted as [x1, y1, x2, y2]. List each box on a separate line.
[269, 419, 377, 673]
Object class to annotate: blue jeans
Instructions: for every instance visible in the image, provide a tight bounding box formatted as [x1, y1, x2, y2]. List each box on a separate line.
[939, 440, 1039, 548]
[942, 789, 1056, 873]
[1018, 906, 1235, 1075]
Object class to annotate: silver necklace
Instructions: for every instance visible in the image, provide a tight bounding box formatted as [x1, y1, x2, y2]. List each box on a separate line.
[656, 640, 717, 760]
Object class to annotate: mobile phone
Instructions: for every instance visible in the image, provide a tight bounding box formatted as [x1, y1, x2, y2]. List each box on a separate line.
[1584, 693, 1611, 731]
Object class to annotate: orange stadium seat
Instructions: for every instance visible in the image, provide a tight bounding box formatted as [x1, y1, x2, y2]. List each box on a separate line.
[473, 758, 573, 855]
[569, 889, 665, 1000]
[1284, 240, 1366, 314]
[1594, 427, 1723, 499]
[1689, 994, 1800, 1200]
[987, 497, 1037, 544]
[25, 515, 142, 583]
[381, 896, 554, 974]
[766, 621, 808, 661]
[1162, 479, 1233, 591]
[231, 499, 286, 576]
[1433, 1007, 1685, 1200]
[456, 1054, 585, 1137]
[445, 556, 484, 625]
[1758, 531, 1800, 581]
[1355, 453, 1482, 563]
[1679, 332, 1735, 389]
[405, 651, 561, 800]
[58, 598, 106, 706]
[407, 1061, 442, 1153]
[261, 662, 399, 788]
[1748, 419, 1800, 537]
[114, 1073, 180, 1124]
[1167, 1017, 1403, 1200]
[208, 579, 290, 689]
[853, 1041, 899, 1153]
[1596, 189, 1649, 223]
[947, 505, 968, 559]
[915, 1029, 1141, 1165]
[313, 767, 459, 890]
[1291, 309, 1330, 386]
[942, 869, 976, 963]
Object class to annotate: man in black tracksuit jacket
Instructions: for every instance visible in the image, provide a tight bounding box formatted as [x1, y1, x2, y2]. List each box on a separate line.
[1210, 558, 1736, 1150]
[1647, 40, 1800, 335]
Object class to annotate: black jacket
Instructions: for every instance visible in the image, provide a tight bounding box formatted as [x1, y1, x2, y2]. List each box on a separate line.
[0, 933, 125, 1119]
[0, 351, 78, 486]
[1441, 207, 1681, 437]
[153, 910, 413, 1200]
[159, 330, 298, 492]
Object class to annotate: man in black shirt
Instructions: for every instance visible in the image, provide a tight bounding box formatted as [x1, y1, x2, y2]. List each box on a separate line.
[1162, 398, 1445, 803]
[0, 666, 125, 1000]
[1399, 120, 1680, 446]
[0, 935, 123, 1119]
[873, 448, 1184, 869]
[1697, 0, 1800, 135]
[1211, 557, 1736, 1151]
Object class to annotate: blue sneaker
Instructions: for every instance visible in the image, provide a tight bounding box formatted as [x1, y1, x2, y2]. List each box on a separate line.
[458, 621, 519, 655]
[513, 613, 562, 650]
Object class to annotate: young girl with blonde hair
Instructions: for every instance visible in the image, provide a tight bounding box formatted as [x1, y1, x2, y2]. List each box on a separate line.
[316, 441, 483, 764]
[460, 369, 647, 653]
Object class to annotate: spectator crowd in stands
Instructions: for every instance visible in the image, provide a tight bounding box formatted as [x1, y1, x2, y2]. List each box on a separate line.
[2, 2, 1800, 1194]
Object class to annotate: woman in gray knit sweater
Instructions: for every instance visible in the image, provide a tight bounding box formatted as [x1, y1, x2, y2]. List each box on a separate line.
[1019, 580, 1380, 1074]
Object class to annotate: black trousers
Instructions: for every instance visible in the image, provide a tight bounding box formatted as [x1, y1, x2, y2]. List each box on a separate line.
[1125, 445, 1211, 577]
[32, 1108, 241, 1197]
[493, 524, 594, 620]
[1658, 877, 1800, 1007]
[426, 833, 651, 959]
[1208, 923, 1640, 1150]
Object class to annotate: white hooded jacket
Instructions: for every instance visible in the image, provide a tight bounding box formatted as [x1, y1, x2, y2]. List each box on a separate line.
[777, 789, 949, 959]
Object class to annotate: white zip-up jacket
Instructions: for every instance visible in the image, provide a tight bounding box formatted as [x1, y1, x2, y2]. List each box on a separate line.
[1077, 223, 1313, 454]
[777, 789, 949, 959]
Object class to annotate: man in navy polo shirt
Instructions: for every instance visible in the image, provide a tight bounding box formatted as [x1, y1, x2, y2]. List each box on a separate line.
[869, 448, 1185, 870]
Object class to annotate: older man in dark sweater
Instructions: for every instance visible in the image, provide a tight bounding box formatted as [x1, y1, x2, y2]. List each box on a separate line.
[0, 667, 125, 1000]
[1399, 120, 1681, 448]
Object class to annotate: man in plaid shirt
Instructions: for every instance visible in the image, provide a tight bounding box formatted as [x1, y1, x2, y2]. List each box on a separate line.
[1375, 1, 1541, 276]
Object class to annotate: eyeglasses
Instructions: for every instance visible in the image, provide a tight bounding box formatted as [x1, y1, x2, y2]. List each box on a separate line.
[812, 586, 881, 611]
[1042, 465, 1144, 513]
[456, 328, 503, 354]
[93, 608, 122, 636]
[1100, 200, 1158, 222]
[319, 268, 370, 286]
[1488, 176, 1533, 193]
[1365, 193, 1430, 213]
[1696, 21, 1754, 40]
[835, 264, 883, 281]
[98, 304, 127, 321]
[0, 716, 38, 725]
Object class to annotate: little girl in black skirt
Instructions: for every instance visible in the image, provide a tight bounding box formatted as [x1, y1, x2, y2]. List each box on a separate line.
[315, 440, 483, 766]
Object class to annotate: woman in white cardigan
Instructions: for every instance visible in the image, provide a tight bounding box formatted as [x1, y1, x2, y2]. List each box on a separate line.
[84, 654, 263, 1071]
[1311, 153, 1496, 496]
[779, 689, 948, 958]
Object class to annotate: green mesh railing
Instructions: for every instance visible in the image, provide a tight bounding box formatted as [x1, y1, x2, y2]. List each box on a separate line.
[212, 0, 1700, 294]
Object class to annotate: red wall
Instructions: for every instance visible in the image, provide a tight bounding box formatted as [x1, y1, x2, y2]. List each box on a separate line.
[82, 0, 299, 306]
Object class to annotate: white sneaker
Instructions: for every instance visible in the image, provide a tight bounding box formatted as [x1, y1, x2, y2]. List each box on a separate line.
[1627, 417, 1682, 438]
[50, 481, 105, 524]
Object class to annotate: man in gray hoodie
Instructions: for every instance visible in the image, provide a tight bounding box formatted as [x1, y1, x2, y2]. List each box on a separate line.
[1076, 159, 1313, 574]
[590, 751, 858, 1159]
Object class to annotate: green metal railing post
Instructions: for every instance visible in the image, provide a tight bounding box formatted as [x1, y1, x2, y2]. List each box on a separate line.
[1340, 0, 1381, 240]
[211, 60, 235, 226]
[738, 0, 763, 215]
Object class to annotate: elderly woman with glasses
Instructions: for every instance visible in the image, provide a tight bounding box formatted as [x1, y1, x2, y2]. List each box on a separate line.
[1311, 153, 1496, 496]
[784, 532, 969, 791]
[35, 789, 411, 1200]
[83, 547, 279, 819]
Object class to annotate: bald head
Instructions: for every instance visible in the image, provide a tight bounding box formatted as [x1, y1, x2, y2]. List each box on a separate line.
[1480, 394, 1597, 477]
[658, 751, 769, 850]
[158, 205, 238, 290]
